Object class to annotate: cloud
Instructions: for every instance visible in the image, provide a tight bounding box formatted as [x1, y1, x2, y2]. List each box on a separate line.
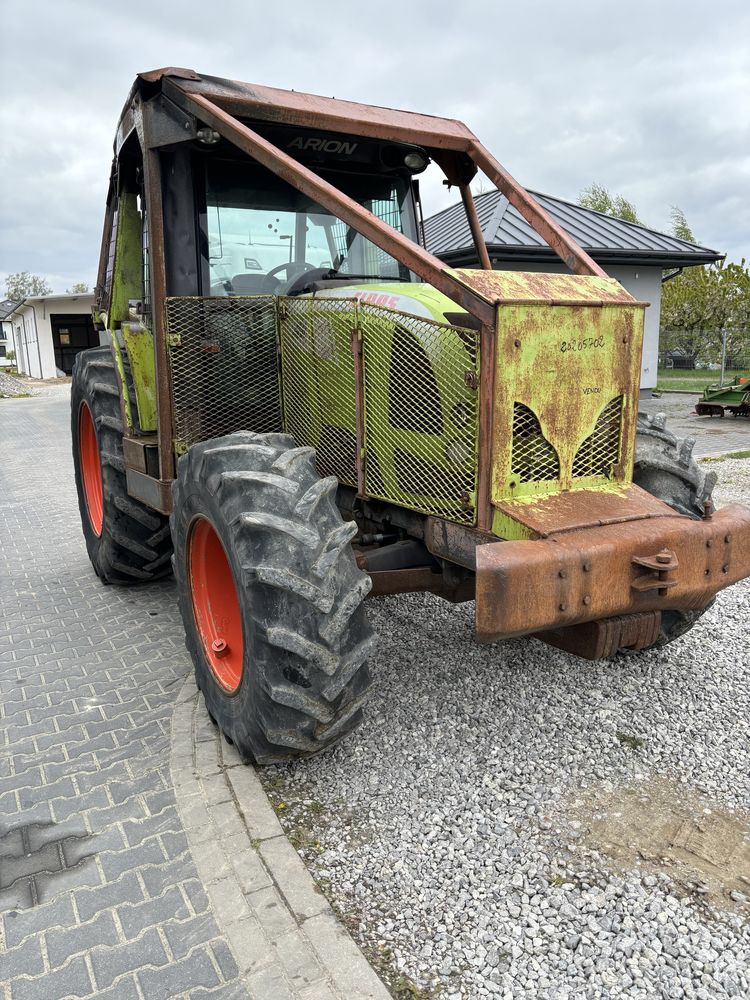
[1, 0, 748, 292]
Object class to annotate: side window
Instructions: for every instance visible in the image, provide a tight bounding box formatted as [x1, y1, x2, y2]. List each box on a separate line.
[104, 206, 119, 304]
[140, 193, 150, 319]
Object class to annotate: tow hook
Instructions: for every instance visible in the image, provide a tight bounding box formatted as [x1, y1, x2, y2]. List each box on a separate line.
[631, 548, 679, 596]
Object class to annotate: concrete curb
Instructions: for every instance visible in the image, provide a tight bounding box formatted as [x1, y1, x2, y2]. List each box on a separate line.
[169, 675, 391, 1000]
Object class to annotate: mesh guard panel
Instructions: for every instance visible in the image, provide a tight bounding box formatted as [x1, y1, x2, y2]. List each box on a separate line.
[165, 296, 281, 451]
[572, 395, 623, 479]
[278, 298, 359, 486]
[359, 303, 478, 523]
[166, 295, 479, 525]
[511, 403, 560, 483]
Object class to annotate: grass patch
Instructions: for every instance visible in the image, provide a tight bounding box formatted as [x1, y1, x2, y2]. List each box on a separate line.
[701, 450, 750, 463]
[616, 732, 645, 751]
[656, 367, 748, 392]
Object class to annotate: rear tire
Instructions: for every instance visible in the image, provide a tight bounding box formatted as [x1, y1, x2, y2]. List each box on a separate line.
[171, 431, 375, 763]
[633, 412, 718, 648]
[71, 347, 173, 584]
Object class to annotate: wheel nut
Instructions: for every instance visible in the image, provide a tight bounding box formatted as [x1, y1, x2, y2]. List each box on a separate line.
[211, 639, 228, 658]
[583, 595, 591, 605]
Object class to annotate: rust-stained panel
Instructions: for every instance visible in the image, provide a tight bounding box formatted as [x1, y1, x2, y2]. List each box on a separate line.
[453, 269, 642, 306]
[492, 484, 674, 541]
[490, 295, 645, 508]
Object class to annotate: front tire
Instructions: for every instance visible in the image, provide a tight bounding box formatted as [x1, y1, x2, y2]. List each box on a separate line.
[633, 412, 718, 648]
[171, 431, 375, 763]
[71, 347, 173, 584]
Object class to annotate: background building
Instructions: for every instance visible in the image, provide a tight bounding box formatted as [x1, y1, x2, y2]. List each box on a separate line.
[5, 293, 97, 378]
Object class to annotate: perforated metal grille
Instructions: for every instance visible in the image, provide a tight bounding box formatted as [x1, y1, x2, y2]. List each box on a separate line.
[359, 304, 479, 522]
[277, 298, 359, 486]
[166, 296, 282, 450]
[572, 395, 623, 479]
[511, 402, 560, 483]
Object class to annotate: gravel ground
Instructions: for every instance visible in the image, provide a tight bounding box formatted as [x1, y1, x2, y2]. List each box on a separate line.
[0, 370, 38, 396]
[261, 458, 750, 1000]
[0, 373, 71, 397]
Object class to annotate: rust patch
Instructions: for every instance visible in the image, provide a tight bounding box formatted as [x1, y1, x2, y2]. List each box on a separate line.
[454, 269, 642, 306]
[492, 484, 673, 539]
[568, 779, 750, 913]
[475, 503, 750, 641]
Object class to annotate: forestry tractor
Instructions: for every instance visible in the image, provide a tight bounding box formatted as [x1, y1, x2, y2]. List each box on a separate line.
[71, 68, 750, 762]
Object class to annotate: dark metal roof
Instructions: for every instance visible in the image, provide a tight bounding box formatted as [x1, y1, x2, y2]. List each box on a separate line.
[0, 299, 22, 321]
[424, 190, 723, 269]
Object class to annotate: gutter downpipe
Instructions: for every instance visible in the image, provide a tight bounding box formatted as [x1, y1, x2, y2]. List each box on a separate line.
[28, 302, 43, 378]
[9, 300, 30, 376]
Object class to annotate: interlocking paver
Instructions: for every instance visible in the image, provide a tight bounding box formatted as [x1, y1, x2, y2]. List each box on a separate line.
[137, 946, 222, 998]
[0, 391, 249, 998]
[45, 910, 121, 968]
[11, 954, 93, 1000]
[89, 926, 170, 988]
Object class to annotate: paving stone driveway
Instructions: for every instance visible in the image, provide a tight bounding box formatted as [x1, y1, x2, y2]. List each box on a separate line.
[0, 392, 248, 999]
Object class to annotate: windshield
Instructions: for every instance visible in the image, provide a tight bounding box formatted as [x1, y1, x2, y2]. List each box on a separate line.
[204, 160, 413, 294]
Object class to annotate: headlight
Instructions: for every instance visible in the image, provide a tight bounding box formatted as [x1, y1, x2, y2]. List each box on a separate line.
[404, 151, 428, 172]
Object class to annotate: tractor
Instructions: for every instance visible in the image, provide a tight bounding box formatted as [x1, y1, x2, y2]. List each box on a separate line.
[71, 68, 750, 762]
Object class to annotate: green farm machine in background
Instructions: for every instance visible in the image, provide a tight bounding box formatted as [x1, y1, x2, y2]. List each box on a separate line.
[70, 69, 750, 762]
[696, 374, 750, 418]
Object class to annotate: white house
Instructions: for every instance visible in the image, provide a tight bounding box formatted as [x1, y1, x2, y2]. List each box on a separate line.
[5, 293, 97, 379]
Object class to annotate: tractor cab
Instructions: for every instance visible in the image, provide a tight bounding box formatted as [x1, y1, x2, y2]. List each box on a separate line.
[158, 121, 427, 302]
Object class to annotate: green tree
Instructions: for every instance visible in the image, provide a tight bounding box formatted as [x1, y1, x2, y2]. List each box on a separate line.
[66, 282, 90, 294]
[670, 206, 695, 243]
[578, 183, 640, 224]
[661, 258, 750, 368]
[4, 271, 52, 299]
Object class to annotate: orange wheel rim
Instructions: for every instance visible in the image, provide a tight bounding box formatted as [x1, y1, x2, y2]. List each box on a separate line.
[79, 401, 104, 536]
[188, 517, 244, 693]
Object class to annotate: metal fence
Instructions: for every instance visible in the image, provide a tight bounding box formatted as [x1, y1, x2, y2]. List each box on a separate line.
[658, 329, 750, 383]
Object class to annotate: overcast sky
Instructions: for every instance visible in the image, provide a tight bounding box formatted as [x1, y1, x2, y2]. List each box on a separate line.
[1, 0, 748, 293]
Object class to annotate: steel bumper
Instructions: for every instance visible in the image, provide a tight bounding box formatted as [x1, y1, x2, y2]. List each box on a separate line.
[475, 504, 750, 642]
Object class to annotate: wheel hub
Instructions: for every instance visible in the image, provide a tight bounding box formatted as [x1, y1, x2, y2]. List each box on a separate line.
[188, 516, 244, 693]
[78, 401, 104, 536]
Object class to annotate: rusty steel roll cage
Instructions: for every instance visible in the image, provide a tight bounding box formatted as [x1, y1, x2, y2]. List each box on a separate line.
[107, 68, 607, 527]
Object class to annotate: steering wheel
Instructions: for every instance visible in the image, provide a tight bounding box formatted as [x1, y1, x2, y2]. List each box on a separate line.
[263, 261, 316, 292]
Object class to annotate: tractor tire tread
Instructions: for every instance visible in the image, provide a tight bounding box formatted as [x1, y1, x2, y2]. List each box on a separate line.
[171, 430, 374, 763]
[71, 346, 173, 585]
